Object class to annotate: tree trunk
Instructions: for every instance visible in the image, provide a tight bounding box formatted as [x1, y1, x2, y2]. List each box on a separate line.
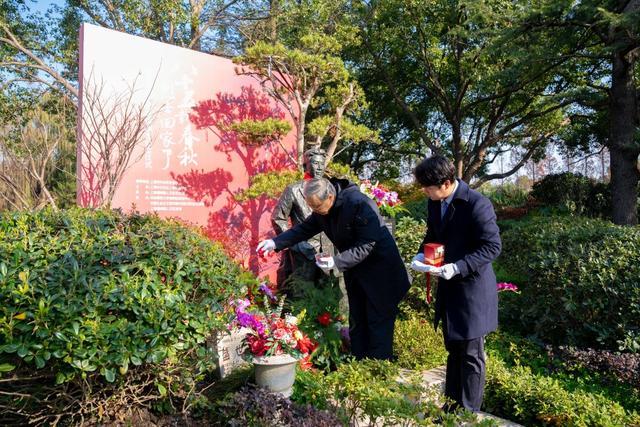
[609, 147, 639, 224]
[269, 0, 280, 44]
[296, 116, 306, 170]
[609, 49, 639, 225]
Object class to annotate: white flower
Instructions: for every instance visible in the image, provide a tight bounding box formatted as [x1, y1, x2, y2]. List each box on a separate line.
[285, 314, 298, 326]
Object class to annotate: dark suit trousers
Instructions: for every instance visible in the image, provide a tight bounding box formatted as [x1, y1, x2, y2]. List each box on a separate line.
[347, 279, 396, 360]
[443, 334, 486, 412]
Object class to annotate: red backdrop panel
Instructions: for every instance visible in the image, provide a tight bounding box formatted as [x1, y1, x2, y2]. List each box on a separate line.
[77, 23, 295, 278]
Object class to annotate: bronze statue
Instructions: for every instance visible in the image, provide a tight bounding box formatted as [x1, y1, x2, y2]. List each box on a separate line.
[271, 147, 332, 290]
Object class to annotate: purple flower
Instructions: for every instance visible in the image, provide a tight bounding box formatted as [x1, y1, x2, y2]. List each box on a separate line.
[340, 326, 350, 342]
[497, 282, 519, 293]
[236, 310, 265, 336]
[258, 282, 276, 301]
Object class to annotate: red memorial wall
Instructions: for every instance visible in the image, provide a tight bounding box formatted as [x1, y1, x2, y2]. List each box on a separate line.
[76, 23, 295, 278]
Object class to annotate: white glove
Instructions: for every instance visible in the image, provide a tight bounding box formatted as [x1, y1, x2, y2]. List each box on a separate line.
[315, 256, 335, 272]
[431, 263, 458, 280]
[412, 253, 425, 263]
[257, 239, 276, 256]
[410, 259, 438, 274]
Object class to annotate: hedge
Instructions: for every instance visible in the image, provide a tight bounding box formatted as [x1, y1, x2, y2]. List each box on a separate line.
[0, 208, 253, 424]
[497, 215, 640, 351]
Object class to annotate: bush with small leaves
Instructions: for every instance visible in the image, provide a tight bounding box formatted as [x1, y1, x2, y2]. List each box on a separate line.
[393, 216, 434, 318]
[0, 208, 254, 424]
[530, 172, 611, 218]
[394, 316, 447, 370]
[484, 356, 640, 426]
[294, 359, 489, 426]
[497, 215, 640, 350]
[548, 346, 640, 390]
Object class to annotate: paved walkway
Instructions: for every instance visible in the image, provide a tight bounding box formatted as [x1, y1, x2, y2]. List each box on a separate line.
[403, 366, 522, 427]
[353, 366, 522, 426]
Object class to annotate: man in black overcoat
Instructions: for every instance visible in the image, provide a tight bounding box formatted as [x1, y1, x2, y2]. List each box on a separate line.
[258, 177, 410, 360]
[410, 155, 501, 413]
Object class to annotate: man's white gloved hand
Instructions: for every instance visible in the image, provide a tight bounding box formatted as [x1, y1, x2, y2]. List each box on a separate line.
[315, 256, 335, 272]
[431, 263, 458, 280]
[256, 239, 276, 256]
[410, 259, 438, 274]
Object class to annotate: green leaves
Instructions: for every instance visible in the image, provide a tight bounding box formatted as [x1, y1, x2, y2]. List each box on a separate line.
[0, 207, 251, 393]
[235, 2, 374, 167]
[497, 214, 640, 350]
[0, 363, 15, 372]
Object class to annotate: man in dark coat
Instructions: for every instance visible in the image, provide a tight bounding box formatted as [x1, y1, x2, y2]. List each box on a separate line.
[258, 177, 410, 360]
[409, 155, 501, 413]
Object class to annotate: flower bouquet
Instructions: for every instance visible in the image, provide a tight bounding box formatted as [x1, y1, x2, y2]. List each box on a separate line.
[359, 180, 407, 218]
[229, 294, 316, 366]
[228, 292, 317, 396]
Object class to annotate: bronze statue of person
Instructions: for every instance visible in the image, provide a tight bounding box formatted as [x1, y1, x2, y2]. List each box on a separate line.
[271, 147, 332, 291]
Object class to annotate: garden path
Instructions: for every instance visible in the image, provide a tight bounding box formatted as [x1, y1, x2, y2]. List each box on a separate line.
[352, 366, 522, 426]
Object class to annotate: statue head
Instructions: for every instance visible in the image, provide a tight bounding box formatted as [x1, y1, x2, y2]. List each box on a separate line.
[303, 147, 327, 179]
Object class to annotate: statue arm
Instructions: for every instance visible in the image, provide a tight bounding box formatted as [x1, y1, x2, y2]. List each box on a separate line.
[272, 185, 294, 235]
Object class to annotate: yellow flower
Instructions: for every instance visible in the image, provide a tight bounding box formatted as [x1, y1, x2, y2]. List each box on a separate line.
[293, 330, 303, 340]
[14, 312, 26, 320]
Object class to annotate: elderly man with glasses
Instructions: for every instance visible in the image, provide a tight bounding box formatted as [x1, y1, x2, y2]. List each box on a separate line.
[258, 177, 410, 360]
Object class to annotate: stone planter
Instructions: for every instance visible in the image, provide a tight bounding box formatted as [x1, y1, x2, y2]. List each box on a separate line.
[253, 354, 298, 397]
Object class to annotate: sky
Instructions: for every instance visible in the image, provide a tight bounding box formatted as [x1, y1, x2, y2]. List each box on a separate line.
[29, 0, 64, 14]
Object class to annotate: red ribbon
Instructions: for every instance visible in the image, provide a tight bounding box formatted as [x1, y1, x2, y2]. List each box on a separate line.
[425, 260, 443, 304]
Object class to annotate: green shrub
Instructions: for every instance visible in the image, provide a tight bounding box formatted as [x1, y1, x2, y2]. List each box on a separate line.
[485, 356, 640, 426]
[497, 215, 640, 350]
[0, 208, 253, 424]
[286, 278, 350, 371]
[394, 316, 447, 370]
[394, 216, 427, 263]
[398, 198, 428, 222]
[486, 331, 640, 415]
[479, 182, 530, 210]
[393, 216, 435, 318]
[530, 173, 611, 218]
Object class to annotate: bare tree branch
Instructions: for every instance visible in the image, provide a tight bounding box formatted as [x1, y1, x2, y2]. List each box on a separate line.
[78, 68, 163, 207]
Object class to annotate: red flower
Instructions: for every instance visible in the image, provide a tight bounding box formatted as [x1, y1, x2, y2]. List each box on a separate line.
[247, 335, 267, 356]
[297, 335, 317, 354]
[298, 354, 315, 371]
[317, 312, 332, 326]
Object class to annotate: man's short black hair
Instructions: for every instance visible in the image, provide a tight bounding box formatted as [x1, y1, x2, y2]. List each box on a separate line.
[414, 155, 457, 187]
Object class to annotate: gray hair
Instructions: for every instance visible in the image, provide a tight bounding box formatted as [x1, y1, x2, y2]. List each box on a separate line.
[303, 178, 335, 201]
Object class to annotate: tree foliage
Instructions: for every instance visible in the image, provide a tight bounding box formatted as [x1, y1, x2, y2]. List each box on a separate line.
[349, 0, 582, 186]
[235, 0, 377, 169]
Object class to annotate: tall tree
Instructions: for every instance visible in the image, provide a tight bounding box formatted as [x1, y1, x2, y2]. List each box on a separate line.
[1, 1, 78, 99]
[350, 0, 581, 186]
[606, 0, 639, 224]
[235, 0, 376, 169]
[528, 0, 639, 224]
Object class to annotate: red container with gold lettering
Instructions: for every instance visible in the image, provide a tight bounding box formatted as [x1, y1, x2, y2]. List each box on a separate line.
[424, 243, 444, 304]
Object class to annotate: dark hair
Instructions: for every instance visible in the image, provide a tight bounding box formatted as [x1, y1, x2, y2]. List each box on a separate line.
[414, 155, 456, 187]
